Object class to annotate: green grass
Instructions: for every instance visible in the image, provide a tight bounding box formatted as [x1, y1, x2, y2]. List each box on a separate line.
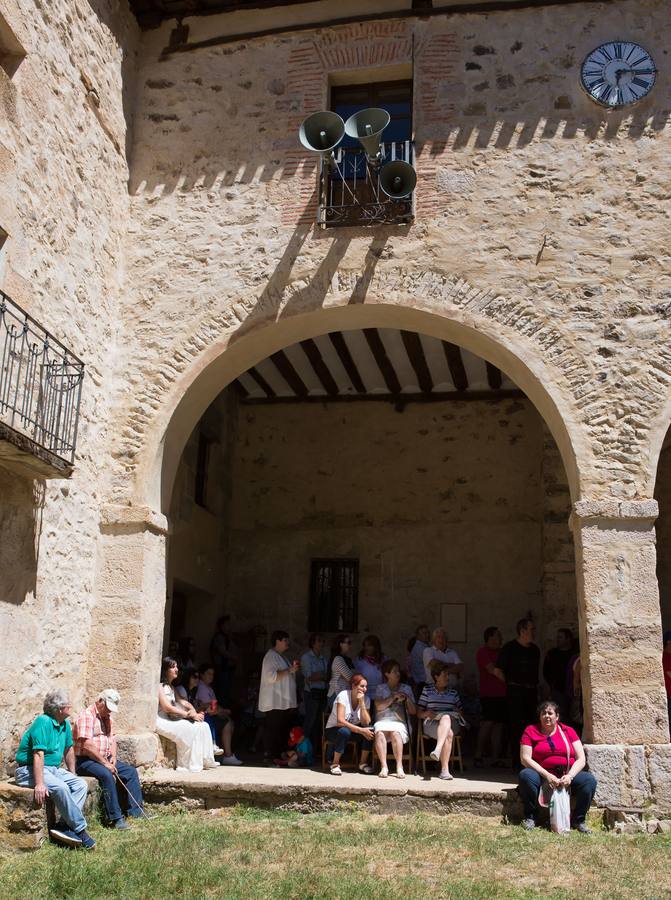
[1, 807, 670, 899]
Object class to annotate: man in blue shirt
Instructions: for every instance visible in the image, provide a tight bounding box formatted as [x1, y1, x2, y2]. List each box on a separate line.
[300, 633, 329, 750]
[15, 688, 96, 849]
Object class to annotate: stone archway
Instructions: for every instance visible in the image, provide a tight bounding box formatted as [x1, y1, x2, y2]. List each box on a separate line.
[91, 276, 670, 807]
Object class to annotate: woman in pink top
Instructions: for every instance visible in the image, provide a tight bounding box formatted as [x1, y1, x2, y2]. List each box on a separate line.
[518, 700, 597, 833]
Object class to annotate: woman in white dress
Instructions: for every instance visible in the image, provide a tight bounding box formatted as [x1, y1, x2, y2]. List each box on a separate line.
[155, 657, 218, 772]
[373, 660, 415, 778]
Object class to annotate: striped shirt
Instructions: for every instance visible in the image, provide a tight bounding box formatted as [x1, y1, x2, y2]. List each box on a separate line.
[418, 684, 462, 716]
[73, 703, 115, 759]
[328, 655, 353, 698]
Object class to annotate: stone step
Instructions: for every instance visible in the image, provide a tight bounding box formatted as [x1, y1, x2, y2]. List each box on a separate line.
[0, 777, 98, 851]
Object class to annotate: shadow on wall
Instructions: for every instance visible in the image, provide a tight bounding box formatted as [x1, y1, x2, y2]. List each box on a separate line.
[0, 467, 43, 605]
[127, 107, 671, 200]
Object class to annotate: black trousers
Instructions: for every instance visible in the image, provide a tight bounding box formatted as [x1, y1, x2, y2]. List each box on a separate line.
[507, 685, 537, 760]
[263, 708, 294, 758]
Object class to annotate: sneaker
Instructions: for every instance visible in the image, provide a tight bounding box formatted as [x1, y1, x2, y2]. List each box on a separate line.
[213, 745, 225, 757]
[76, 830, 96, 850]
[439, 771, 454, 781]
[113, 819, 130, 830]
[573, 822, 593, 834]
[220, 755, 243, 766]
[329, 764, 342, 776]
[358, 763, 375, 774]
[429, 749, 441, 762]
[522, 817, 536, 831]
[49, 827, 82, 848]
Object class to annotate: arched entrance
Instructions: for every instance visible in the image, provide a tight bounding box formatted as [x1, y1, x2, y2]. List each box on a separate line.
[89, 299, 595, 766]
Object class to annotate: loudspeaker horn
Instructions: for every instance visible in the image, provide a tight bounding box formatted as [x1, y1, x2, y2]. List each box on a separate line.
[299, 111, 345, 159]
[379, 160, 417, 199]
[344, 107, 390, 158]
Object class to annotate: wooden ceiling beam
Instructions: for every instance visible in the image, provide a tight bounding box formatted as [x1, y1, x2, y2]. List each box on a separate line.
[486, 362, 503, 390]
[364, 328, 402, 395]
[270, 349, 309, 397]
[247, 366, 276, 399]
[442, 341, 469, 392]
[401, 330, 433, 394]
[328, 332, 366, 394]
[300, 339, 339, 396]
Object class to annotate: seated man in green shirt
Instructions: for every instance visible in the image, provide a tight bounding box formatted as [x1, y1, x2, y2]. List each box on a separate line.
[15, 688, 95, 849]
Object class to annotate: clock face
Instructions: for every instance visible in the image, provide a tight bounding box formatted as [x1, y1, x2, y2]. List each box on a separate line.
[581, 41, 656, 107]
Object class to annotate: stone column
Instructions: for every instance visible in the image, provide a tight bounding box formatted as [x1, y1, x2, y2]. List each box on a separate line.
[86, 505, 169, 765]
[571, 499, 671, 812]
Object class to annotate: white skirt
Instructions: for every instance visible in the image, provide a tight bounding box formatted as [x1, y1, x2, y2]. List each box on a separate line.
[156, 716, 217, 772]
[373, 720, 409, 744]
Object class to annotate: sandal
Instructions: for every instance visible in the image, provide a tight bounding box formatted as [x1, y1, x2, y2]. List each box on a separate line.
[359, 763, 375, 774]
[378, 767, 389, 778]
[439, 771, 454, 781]
[329, 764, 342, 776]
[394, 769, 406, 779]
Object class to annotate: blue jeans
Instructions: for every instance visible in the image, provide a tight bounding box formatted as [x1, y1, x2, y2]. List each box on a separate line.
[325, 726, 372, 757]
[76, 757, 144, 823]
[518, 767, 597, 824]
[15, 765, 87, 833]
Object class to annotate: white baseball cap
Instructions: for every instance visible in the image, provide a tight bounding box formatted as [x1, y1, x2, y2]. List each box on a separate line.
[98, 688, 120, 712]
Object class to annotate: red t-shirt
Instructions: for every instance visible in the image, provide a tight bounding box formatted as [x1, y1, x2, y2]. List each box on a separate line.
[477, 646, 506, 698]
[663, 651, 671, 697]
[521, 724, 579, 771]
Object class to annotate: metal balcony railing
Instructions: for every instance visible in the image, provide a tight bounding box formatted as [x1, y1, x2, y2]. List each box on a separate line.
[319, 140, 415, 228]
[0, 290, 84, 465]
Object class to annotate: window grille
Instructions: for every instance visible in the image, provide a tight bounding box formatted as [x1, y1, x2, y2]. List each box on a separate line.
[309, 559, 359, 632]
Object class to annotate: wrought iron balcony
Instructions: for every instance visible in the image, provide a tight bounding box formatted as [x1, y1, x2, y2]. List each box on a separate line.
[0, 290, 84, 473]
[318, 141, 415, 228]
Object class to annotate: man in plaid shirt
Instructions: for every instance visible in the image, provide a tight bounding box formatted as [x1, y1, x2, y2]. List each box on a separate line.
[73, 689, 146, 829]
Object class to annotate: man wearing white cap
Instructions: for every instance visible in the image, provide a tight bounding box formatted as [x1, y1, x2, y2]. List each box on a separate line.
[73, 689, 145, 829]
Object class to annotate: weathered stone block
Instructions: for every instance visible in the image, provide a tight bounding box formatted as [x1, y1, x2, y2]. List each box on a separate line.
[116, 731, 160, 767]
[648, 744, 671, 812]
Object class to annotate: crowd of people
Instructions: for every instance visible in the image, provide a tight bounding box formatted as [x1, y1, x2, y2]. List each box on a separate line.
[16, 619, 667, 845]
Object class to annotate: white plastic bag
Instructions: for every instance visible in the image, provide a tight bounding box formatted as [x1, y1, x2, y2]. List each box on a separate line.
[549, 786, 571, 834]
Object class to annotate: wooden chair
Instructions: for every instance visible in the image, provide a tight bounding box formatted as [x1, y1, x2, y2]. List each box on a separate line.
[321, 712, 360, 771]
[416, 720, 464, 776]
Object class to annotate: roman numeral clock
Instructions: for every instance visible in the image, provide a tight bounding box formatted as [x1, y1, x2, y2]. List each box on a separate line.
[581, 41, 656, 107]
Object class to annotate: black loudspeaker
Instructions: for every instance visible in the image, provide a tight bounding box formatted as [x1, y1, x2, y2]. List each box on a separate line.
[379, 160, 417, 199]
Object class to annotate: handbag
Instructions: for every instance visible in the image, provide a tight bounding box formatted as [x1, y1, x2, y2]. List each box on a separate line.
[538, 725, 572, 829]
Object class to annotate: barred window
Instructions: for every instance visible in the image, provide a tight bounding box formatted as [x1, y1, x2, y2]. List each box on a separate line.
[309, 559, 358, 632]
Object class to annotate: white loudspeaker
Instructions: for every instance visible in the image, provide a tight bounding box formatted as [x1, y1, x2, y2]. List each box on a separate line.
[344, 107, 390, 158]
[379, 160, 417, 199]
[299, 111, 345, 158]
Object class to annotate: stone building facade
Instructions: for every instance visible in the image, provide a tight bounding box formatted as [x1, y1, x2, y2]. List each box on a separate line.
[1, 0, 671, 811]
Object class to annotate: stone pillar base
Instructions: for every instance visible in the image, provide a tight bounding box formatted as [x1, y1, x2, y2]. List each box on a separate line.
[586, 744, 671, 814]
[116, 732, 160, 768]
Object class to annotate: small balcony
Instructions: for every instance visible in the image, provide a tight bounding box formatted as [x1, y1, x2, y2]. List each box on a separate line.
[0, 290, 84, 477]
[318, 141, 415, 228]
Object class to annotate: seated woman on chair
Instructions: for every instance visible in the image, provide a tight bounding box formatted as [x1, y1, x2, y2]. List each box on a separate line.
[374, 659, 415, 779]
[324, 674, 374, 776]
[417, 660, 464, 781]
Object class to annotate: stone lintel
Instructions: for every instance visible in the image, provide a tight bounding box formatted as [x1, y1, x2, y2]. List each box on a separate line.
[570, 498, 658, 530]
[100, 504, 169, 536]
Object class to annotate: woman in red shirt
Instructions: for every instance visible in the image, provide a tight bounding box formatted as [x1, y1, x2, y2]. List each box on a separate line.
[518, 700, 597, 833]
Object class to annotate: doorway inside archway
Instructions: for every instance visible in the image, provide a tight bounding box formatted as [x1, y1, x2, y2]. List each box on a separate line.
[162, 326, 579, 761]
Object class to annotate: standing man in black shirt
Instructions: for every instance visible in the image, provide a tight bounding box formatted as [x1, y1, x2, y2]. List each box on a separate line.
[494, 617, 540, 768]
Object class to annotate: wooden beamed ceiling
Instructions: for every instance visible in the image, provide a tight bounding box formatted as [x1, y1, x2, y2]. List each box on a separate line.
[234, 328, 522, 403]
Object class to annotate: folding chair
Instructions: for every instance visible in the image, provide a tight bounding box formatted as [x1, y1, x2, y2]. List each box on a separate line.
[416, 721, 463, 776]
[321, 712, 360, 771]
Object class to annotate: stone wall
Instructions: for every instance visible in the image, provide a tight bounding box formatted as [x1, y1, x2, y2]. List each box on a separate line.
[0, 0, 138, 772]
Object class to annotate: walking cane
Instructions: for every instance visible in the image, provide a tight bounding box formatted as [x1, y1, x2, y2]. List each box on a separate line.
[114, 772, 155, 822]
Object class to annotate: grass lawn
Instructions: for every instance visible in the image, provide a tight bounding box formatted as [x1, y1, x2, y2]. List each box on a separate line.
[1, 807, 670, 899]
